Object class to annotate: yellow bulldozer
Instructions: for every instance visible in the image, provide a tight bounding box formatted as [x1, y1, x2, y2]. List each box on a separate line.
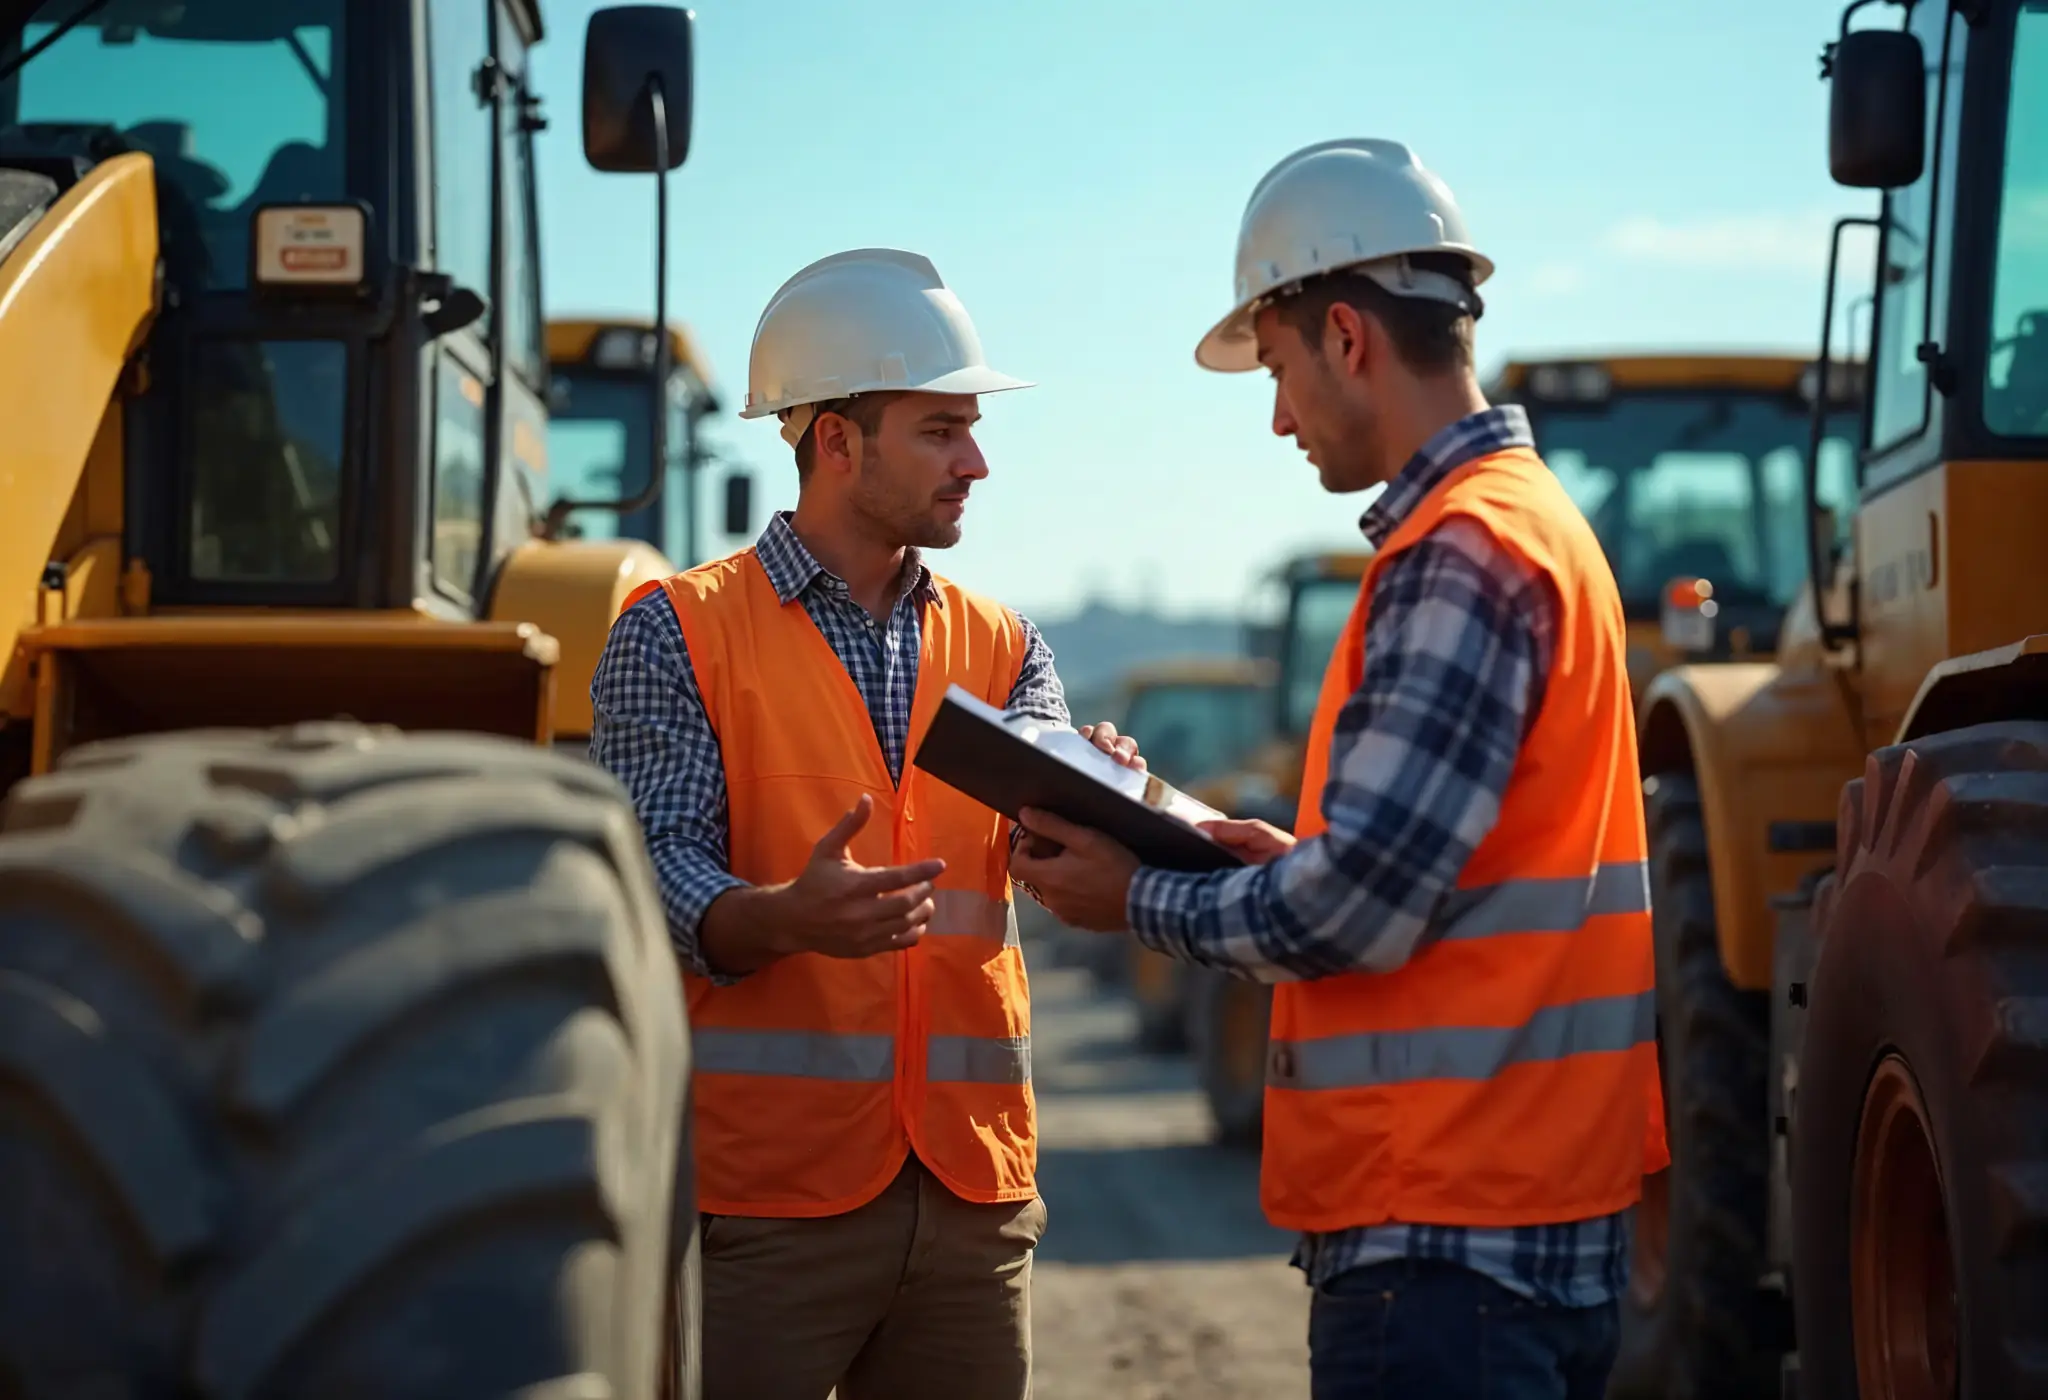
[1167, 354, 1867, 1149]
[1609, 4, 2048, 1397]
[0, 4, 712, 1395]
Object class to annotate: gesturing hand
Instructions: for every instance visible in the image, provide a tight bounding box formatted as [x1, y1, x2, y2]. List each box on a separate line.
[778, 794, 946, 959]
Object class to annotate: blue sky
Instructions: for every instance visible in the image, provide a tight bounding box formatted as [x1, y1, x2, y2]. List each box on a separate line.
[528, 0, 1880, 620]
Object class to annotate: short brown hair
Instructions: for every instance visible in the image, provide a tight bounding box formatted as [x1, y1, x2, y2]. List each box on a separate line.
[794, 392, 899, 479]
[1274, 253, 1480, 376]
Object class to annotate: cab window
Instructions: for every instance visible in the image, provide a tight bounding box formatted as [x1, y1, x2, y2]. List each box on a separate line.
[1867, 3, 1967, 455]
[1, 2, 346, 293]
[427, 0, 493, 339]
[496, 4, 545, 388]
[1985, 4, 2048, 437]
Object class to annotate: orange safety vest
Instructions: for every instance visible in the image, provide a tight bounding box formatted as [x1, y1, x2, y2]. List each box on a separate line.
[621, 553, 1036, 1218]
[1265, 444, 1669, 1235]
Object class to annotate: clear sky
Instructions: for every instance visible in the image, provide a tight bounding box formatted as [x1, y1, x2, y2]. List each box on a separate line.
[528, 0, 1879, 621]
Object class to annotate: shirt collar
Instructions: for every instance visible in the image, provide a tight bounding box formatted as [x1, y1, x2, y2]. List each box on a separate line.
[754, 510, 940, 610]
[1357, 403, 1535, 548]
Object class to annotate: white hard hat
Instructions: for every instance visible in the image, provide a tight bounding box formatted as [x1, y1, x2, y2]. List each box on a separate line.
[741, 248, 1034, 448]
[1195, 138, 1494, 373]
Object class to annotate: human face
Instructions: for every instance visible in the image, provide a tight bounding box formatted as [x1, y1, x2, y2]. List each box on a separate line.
[847, 392, 990, 548]
[1253, 302, 1388, 494]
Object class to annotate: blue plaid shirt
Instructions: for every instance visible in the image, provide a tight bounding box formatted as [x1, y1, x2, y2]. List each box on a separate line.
[1128, 405, 1632, 1309]
[590, 511, 1069, 983]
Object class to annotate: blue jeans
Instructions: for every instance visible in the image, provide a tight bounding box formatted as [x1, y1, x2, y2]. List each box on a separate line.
[1307, 1258, 1619, 1400]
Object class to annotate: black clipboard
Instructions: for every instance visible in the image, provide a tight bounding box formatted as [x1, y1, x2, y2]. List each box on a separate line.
[911, 686, 1247, 873]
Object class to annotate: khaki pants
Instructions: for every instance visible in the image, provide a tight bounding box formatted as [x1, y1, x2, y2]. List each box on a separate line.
[701, 1155, 1047, 1400]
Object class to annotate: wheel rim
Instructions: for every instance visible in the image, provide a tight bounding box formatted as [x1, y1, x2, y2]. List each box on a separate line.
[1851, 1054, 1957, 1400]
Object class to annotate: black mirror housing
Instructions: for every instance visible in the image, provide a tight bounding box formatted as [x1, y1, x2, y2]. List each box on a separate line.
[1829, 28, 1925, 189]
[582, 6, 693, 173]
[723, 472, 754, 538]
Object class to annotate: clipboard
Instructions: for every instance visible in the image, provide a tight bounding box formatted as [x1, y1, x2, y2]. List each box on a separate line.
[911, 685, 1247, 873]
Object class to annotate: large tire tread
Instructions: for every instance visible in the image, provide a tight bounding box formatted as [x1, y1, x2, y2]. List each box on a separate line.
[1797, 721, 2048, 1400]
[0, 722, 687, 1400]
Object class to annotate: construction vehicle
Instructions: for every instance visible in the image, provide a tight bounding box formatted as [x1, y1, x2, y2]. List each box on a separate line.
[1608, 4, 2048, 1396]
[544, 314, 754, 568]
[1489, 352, 1866, 699]
[1077, 655, 1273, 1038]
[0, 4, 706, 1395]
[1128, 551, 1371, 1132]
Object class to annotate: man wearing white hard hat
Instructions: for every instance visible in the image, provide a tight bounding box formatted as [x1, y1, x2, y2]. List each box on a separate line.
[1013, 140, 1667, 1397]
[591, 247, 1139, 1400]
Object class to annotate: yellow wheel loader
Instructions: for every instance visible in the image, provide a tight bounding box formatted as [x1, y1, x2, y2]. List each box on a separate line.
[1084, 656, 1275, 1045]
[1614, 5, 2048, 1396]
[0, 5, 711, 1395]
[1149, 550, 1370, 1140]
[543, 314, 755, 569]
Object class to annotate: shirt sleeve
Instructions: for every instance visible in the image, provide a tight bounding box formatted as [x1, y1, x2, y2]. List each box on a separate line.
[1125, 515, 1559, 981]
[1004, 613, 1069, 725]
[589, 589, 750, 984]
[1003, 612, 1069, 900]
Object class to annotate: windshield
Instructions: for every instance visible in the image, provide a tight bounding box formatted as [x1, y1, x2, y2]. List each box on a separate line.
[0, 0, 346, 293]
[1986, 3, 2048, 437]
[1120, 682, 1272, 786]
[545, 366, 685, 546]
[1527, 392, 1860, 614]
[1282, 576, 1363, 738]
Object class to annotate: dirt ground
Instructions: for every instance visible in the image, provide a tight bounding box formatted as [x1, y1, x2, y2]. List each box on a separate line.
[1022, 944, 1310, 1399]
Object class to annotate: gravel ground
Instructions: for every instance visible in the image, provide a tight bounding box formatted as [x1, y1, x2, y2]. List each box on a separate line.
[1023, 942, 1310, 1399]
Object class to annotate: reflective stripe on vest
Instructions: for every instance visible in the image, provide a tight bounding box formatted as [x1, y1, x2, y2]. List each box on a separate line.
[695, 1028, 1032, 1085]
[1269, 988, 1653, 1090]
[1432, 861, 1649, 941]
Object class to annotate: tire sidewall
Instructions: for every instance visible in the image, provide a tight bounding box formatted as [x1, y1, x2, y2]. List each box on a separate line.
[1793, 858, 1985, 1398]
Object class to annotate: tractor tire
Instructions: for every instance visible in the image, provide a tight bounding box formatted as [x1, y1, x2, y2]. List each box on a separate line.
[1606, 773, 1778, 1400]
[1186, 966, 1269, 1148]
[1791, 722, 2048, 1400]
[0, 722, 694, 1400]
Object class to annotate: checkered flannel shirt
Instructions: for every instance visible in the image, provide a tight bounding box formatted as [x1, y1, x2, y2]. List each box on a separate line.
[1127, 405, 1633, 1308]
[590, 511, 1068, 985]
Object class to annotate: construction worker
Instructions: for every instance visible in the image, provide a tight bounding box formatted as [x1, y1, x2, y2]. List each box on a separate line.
[590, 247, 1140, 1400]
[1011, 140, 1668, 1399]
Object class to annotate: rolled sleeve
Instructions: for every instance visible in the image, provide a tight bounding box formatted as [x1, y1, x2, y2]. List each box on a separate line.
[590, 590, 749, 984]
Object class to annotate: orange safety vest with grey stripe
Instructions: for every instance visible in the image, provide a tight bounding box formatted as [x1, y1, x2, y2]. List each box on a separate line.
[623, 554, 1035, 1218]
[1267, 445, 1670, 1234]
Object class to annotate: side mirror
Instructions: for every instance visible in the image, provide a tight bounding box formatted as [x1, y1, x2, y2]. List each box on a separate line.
[1828, 28, 1925, 189]
[723, 472, 754, 538]
[582, 6, 694, 173]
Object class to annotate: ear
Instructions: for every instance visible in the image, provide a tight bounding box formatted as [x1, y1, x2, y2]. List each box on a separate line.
[812, 410, 859, 476]
[1324, 301, 1375, 377]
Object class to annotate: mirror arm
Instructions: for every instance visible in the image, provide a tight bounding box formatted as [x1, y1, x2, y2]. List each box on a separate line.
[1807, 213, 1881, 651]
[540, 74, 674, 542]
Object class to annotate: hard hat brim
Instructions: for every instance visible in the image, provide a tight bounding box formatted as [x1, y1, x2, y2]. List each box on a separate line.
[739, 364, 1035, 419]
[1194, 302, 1261, 374]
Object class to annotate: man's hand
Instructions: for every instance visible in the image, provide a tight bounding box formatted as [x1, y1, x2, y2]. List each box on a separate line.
[701, 794, 942, 972]
[1007, 807, 1140, 932]
[778, 795, 945, 957]
[1199, 817, 1295, 865]
[1078, 719, 1146, 771]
